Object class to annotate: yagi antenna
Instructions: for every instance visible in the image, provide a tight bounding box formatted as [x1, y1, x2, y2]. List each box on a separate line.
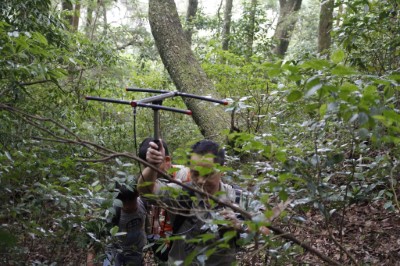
[85, 87, 228, 140]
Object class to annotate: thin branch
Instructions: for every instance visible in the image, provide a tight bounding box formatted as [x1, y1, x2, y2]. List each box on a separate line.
[0, 103, 342, 266]
[19, 79, 67, 94]
[117, 40, 136, 50]
[19, 80, 52, 86]
[329, 232, 359, 266]
[390, 160, 400, 211]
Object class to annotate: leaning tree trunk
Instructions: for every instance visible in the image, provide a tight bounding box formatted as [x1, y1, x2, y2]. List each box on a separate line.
[184, 0, 198, 45]
[318, 0, 334, 55]
[221, 0, 233, 51]
[149, 0, 230, 142]
[273, 0, 302, 57]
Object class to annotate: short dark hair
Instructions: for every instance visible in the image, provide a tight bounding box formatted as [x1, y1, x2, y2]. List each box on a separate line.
[115, 183, 139, 203]
[138, 137, 169, 161]
[190, 140, 225, 166]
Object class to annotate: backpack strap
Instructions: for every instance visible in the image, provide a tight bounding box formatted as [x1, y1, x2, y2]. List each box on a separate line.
[234, 189, 241, 204]
[111, 206, 122, 227]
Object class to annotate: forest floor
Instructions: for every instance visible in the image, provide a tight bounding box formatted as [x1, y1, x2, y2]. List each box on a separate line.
[292, 200, 400, 265]
[235, 200, 400, 265]
[15, 201, 400, 265]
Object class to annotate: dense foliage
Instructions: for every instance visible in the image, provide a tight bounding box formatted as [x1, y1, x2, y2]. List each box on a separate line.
[0, 0, 399, 265]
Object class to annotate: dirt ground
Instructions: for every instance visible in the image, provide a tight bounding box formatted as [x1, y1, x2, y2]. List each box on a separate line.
[12, 201, 400, 265]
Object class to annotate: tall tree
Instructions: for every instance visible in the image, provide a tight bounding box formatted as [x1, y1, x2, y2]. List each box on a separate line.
[148, 0, 230, 142]
[318, 0, 334, 55]
[245, 0, 258, 59]
[62, 0, 80, 31]
[221, 0, 233, 51]
[72, 1, 81, 31]
[85, 0, 95, 37]
[62, 0, 74, 27]
[184, 0, 198, 45]
[273, 0, 302, 57]
[101, 0, 108, 35]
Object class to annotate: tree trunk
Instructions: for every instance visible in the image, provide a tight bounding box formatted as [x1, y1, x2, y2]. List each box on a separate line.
[148, 0, 230, 142]
[85, 0, 95, 37]
[336, 2, 343, 27]
[101, 0, 107, 35]
[245, 0, 258, 59]
[273, 0, 302, 57]
[221, 0, 233, 51]
[318, 0, 334, 55]
[72, 1, 81, 31]
[184, 0, 198, 45]
[62, 0, 74, 27]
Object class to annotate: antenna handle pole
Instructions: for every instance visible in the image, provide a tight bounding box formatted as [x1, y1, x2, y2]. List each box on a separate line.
[154, 109, 160, 140]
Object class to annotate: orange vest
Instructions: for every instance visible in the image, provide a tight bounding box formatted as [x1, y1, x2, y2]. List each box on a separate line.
[151, 167, 191, 237]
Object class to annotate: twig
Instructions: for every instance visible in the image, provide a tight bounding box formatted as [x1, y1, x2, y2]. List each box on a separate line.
[19, 80, 52, 86]
[0, 103, 342, 266]
[329, 232, 359, 266]
[390, 160, 400, 211]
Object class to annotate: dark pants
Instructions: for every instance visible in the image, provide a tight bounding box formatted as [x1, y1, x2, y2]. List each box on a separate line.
[103, 251, 143, 266]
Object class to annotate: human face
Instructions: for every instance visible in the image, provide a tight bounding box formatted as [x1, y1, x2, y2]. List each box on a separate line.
[189, 154, 222, 195]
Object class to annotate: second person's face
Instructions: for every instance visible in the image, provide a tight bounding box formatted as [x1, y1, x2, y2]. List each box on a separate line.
[189, 153, 222, 195]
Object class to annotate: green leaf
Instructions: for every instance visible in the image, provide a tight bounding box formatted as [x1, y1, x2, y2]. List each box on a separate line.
[110, 226, 119, 236]
[388, 74, 400, 82]
[267, 67, 282, 78]
[331, 65, 357, 75]
[319, 103, 327, 117]
[205, 248, 217, 258]
[5, 151, 14, 162]
[305, 83, 322, 98]
[275, 150, 286, 162]
[32, 32, 48, 46]
[0, 229, 17, 248]
[383, 110, 400, 122]
[357, 128, 369, 139]
[287, 90, 302, 102]
[279, 190, 289, 201]
[331, 49, 345, 64]
[288, 74, 302, 82]
[383, 201, 393, 210]
[300, 59, 331, 70]
[332, 153, 344, 164]
[339, 83, 358, 100]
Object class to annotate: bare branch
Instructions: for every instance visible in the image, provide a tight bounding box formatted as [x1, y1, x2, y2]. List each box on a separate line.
[330, 232, 359, 266]
[19, 80, 52, 86]
[0, 103, 341, 265]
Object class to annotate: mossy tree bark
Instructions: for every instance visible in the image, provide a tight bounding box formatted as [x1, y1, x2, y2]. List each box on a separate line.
[148, 0, 230, 142]
[273, 0, 302, 57]
[318, 0, 334, 55]
[222, 0, 233, 51]
[184, 0, 198, 45]
[245, 0, 258, 59]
